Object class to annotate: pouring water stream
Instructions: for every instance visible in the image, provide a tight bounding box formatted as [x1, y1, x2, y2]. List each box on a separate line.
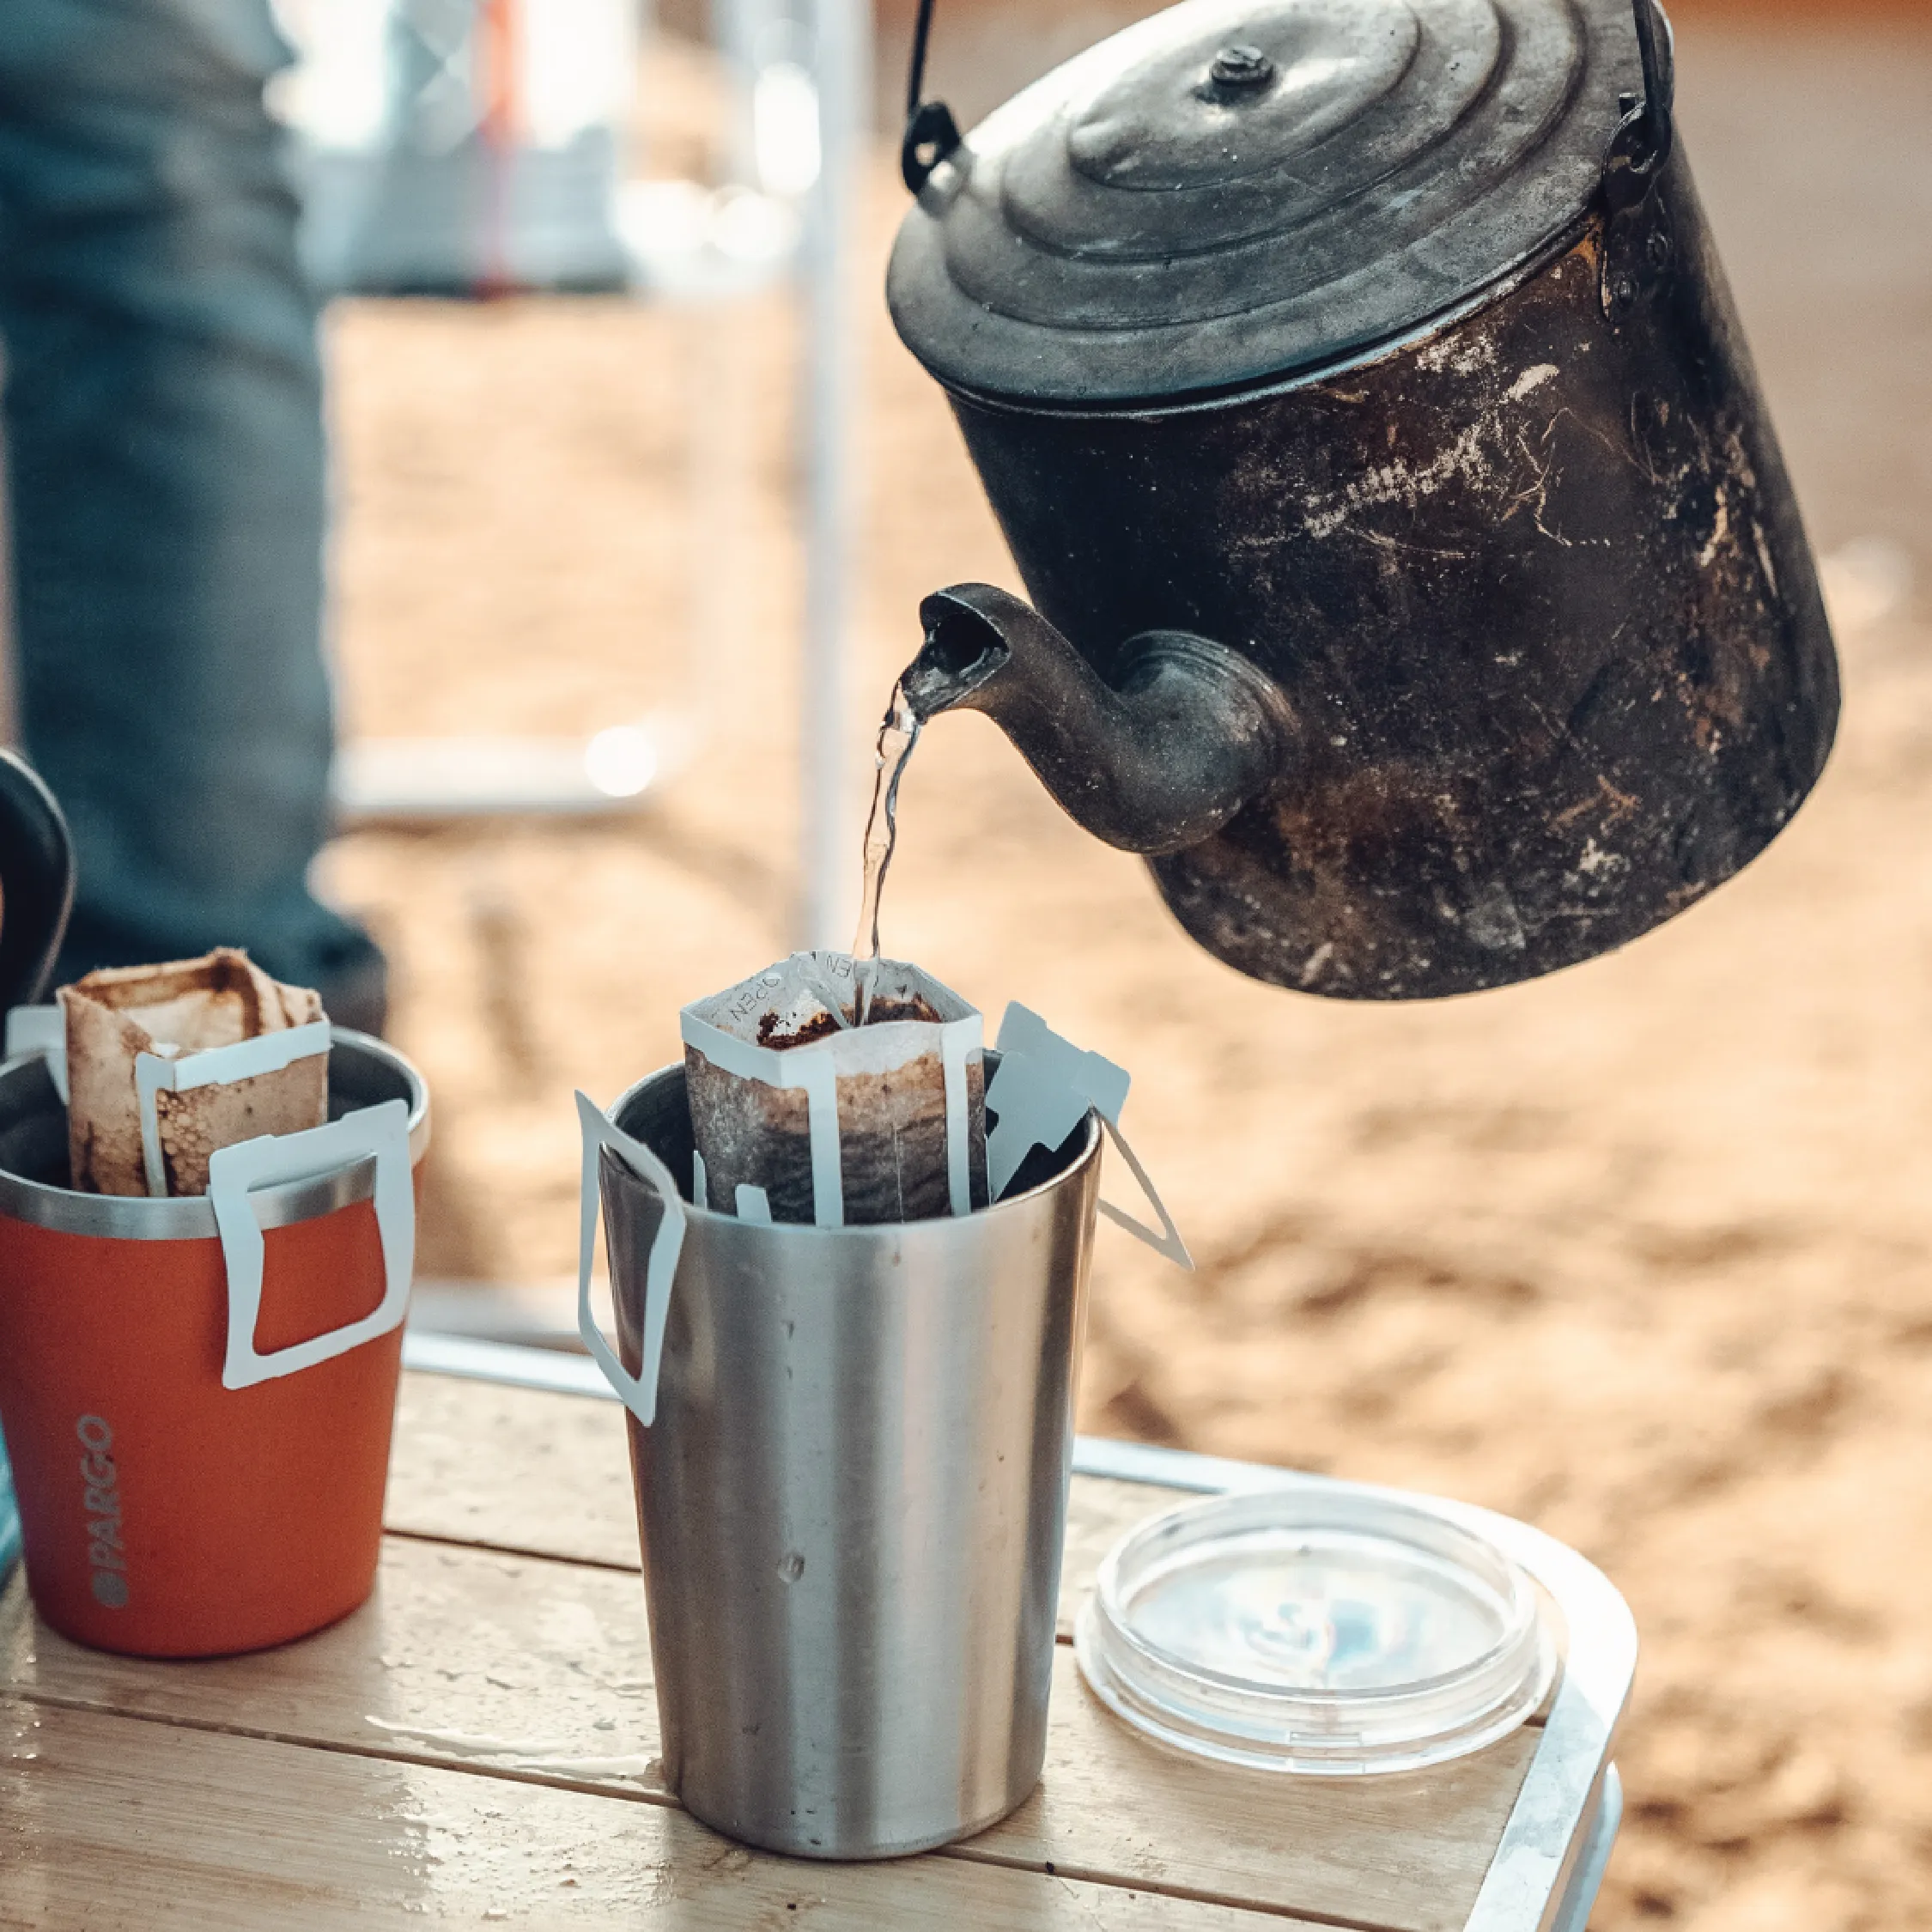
[852, 678, 922, 1025]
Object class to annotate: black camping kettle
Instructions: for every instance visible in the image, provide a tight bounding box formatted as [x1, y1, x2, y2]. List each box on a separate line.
[0, 751, 74, 1013]
[889, 0, 1838, 999]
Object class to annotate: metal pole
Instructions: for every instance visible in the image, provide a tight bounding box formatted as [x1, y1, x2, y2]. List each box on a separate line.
[795, 0, 869, 951]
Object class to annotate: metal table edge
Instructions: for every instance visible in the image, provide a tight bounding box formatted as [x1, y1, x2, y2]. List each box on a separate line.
[400, 1332, 1636, 1931]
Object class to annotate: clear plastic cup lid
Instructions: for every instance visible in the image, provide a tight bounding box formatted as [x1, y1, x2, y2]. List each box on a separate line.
[1074, 1487, 1555, 1776]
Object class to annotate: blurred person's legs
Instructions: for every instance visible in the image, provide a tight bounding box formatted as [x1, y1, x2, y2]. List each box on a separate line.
[0, 0, 386, 1031]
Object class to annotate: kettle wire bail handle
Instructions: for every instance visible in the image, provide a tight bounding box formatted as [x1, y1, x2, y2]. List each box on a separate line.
[902, 0, 962, 193]
[1605, 0, 1675, 210]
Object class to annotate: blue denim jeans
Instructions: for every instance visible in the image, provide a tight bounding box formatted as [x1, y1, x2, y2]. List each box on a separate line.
[0, 0, 380, 1012]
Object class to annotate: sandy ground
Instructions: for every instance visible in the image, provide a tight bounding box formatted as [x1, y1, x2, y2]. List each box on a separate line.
[316, 20, 1932, 1929]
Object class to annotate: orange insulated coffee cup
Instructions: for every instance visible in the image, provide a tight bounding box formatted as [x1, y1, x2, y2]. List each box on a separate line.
[0, 1029, 428, 1657]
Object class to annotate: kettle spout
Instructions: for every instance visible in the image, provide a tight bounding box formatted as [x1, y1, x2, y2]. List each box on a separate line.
[901, 583, 1291, 857]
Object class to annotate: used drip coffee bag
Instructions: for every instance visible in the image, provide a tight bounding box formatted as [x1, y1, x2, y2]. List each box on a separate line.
[681, 951, 987, 1226]
[62, 948, 330, 1197]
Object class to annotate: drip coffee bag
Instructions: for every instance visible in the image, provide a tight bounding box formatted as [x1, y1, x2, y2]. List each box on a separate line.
[681, 951, 986, 1226]
[62, 948, 330, 1197]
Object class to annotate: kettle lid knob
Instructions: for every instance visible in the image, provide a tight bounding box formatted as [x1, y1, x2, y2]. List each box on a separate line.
[1206, 43, 1274, 90]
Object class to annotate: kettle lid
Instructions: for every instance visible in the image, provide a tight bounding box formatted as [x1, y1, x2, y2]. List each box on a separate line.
[888, 0, 1655, 405]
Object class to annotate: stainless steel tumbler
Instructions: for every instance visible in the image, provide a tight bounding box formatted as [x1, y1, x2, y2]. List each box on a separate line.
[582, 1060, 1102, 1859]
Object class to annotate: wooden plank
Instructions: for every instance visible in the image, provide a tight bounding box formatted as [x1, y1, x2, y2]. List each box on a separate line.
[2, 1538, 1536, 1932]
[0, 1697, 1325, 1930]
[387, 1369, 640, 1569]
[387, 1370, 1194, 1636]
[385, 1376, 1557, 1722]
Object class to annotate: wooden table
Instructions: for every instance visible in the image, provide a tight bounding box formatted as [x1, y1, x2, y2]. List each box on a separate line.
[0, 1340, 1634, 1929]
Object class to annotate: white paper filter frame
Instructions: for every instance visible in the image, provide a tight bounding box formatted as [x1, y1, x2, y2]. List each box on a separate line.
[4, 1005, 67, 1102]
[575, 1091, 688, 1429]
[208, 1098, 416, 1390]
[985, 1003, 1192, 1268]
[136, 1019, 333, 1199]
[678, 1003, 982, 1228]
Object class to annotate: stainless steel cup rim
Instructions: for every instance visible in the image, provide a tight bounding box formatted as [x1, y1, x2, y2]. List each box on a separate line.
[0, 1027, 430, 1241]
[606, 1054, 1102, 1238]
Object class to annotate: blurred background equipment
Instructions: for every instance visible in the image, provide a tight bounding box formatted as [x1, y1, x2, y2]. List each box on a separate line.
[276, 0, 866, 942]
[0, 1466, 16, 1587]
[275, 0, 638, 295]
[0, 750, 72, 1593]
[0, 750, 75, 1015]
